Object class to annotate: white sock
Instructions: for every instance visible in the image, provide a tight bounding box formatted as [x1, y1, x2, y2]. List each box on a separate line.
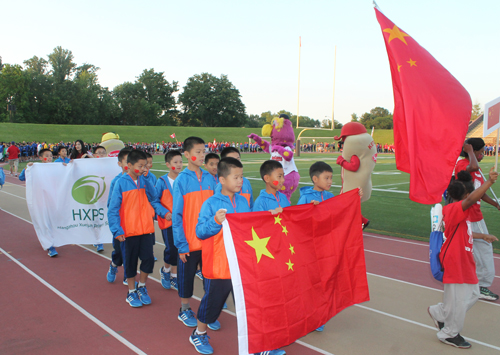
[163, 266, 171, 273]
[111, 262, 117, 267]
[128, 289, 135, 294]
[195, 329, 207, 335]
[138, 282, 146, 287]
[171, 273, 177, 278]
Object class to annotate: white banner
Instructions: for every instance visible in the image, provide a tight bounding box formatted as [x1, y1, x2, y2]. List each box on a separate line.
[26, 158, 121, 249]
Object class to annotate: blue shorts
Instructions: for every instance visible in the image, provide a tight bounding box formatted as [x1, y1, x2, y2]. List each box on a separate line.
[123, 234, 154, 278]
[161, 227, 178, 266]
[177, 250, 202, 298]
[197, 278, 232, 324]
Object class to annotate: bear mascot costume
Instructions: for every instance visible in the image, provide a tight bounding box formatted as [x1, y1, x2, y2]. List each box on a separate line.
[248, 114, 300, 202]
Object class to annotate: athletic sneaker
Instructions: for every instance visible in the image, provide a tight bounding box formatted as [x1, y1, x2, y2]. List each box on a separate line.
[427, 307, 444, 330]
[170, 277, 178, 290]
[315, 325, 325, 332]
[196, 270, 204, 280]
[440, 334, 471, 349]
[159, 267, 171, 289]
[189, 330, 213, 354]
[207, 320, 221, 331]
[479, 287, 499, 301]
[222, 302, 227, 309]
[47, 247, 58, 257]
[123, 277, 128, 286]
[178, 308, 197, 327]
[126, 291, 143, 308]
[362, 220, 370, 230]
[107, 263, 118, 283]
[96, 244, 104, 252]
[254, 350, 286, 355]
[137, 285, 151, 305]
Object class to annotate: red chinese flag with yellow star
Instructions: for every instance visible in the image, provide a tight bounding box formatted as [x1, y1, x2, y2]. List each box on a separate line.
[223, 189, 369, 355]
[375, 7, 472, 204]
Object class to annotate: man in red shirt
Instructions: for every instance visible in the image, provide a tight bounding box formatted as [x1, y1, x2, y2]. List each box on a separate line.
[453, 139, 499, 301]
[7, 141, 20, 177]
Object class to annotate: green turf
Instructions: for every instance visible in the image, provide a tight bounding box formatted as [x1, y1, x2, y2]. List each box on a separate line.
[0, 123, 395, 145]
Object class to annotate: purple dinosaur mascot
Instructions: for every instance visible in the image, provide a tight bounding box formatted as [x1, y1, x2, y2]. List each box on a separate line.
[248, 114, 300, 202]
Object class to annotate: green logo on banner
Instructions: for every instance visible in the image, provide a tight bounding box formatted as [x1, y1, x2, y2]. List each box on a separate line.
[71, 175, 106, 205]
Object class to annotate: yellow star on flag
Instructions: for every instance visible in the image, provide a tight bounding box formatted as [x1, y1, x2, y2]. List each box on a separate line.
[286, 259, 294, 271]
[274, 215, 282, 225]
[245, 227, 275, 263]
[397, 64, 402, 72]
[289, 244, 295, 255]
[407, 58, 417, 67]
[383, 25, 410, 45]
[282, 225, 288, 235]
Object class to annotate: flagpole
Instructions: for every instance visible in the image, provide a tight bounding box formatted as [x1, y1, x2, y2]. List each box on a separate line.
[296, 36, 301, 129]
[495, 127, 500, 172]
[331, 45, 336, 130]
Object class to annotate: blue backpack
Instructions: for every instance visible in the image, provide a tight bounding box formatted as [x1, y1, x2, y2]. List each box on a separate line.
[429, 224, 460, 282]
[0, 167, 5, 189]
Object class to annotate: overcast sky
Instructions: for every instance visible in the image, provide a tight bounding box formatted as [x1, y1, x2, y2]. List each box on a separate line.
[3, 0, 499, 124]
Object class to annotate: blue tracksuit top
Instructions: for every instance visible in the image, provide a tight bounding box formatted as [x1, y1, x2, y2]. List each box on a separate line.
[297, 186, 335, 205]
[107, 172, 125, 208]
[252, 189, 290, 212]
[54, 157, 71, 163]
[172, 168, 216, 254]
[19, 169, 26, 181]
[143, 170, 158, 195]
[108, 174, 168, 239]
[196, 192, 251, 240]
[214, 177, 254, 209]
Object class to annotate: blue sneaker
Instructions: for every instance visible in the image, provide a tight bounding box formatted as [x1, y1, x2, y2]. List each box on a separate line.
[178, 308, 197, 327]
[137, 285, 151, 305]
[189, 330, 213, 354]
[159, 267, 171, 289]
[126, 291, 142, 308]
[154, 256, 158, 262]
[196, 270, 204, 280]
[123, 277, 128, 286]
[47, 247, 58, 257]
[96, 244, 104, 252]
[107, 263, 118, 282]
[222, 302, 228, 309]
[170, 277, 178, 290]
[254, 350, 286, 355]
[315, 325, 325, 332]
[207, 319, 220, 331]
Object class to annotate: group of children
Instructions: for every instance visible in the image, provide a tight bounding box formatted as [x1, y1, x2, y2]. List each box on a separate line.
[104, 136, 346, 355]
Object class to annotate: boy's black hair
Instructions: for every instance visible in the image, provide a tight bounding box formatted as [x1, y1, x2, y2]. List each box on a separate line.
[220, 147, 241, 159]
[448, 170, 474, 200]
[38, 148, 52, 157]
[93, 146, 106, 154]
[118, 148, 132, 162]
[184, 136, 205, 153]
[165, 150, 182, 163]
[309, 161, 333, 179]
[460, 138, 486, 159]
[127, 149, 147, 165]
[205, 153, 220, 164]
[259, 160, 283, 181]
[218, 157, 243, 178]
[58, 145, 68, 153]
[145, 152, 153, 159]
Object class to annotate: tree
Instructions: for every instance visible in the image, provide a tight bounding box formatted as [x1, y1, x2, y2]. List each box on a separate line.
[334, 120, 343, 129]
[471, 101, 483, 121]
[137, 69, 178, 125]
[351, 113, 359, 122]
[0, 64, 29, 122]
[178, 73, 246, 127]
[245, 114, 263, 128]
[48, 46, 76, 83]
[370, 107, 390, 118]
[321, 119, 331, 128]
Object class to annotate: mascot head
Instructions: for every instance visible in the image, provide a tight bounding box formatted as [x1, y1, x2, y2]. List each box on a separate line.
[334, 122, 367, 141]
[100, 132, 125, 157]
[262, 114, 295, 148]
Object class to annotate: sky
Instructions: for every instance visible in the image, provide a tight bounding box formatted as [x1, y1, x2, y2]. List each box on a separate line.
[2, 0, 499, 124]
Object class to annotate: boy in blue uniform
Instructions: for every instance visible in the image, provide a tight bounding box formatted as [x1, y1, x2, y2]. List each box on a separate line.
[54, 146, 71, 164]
[106, 148, 132, 284]
[156, 150, 183, 290]
[217, 147, 254, 209]
[108, 149, 169, 307]
[172, 137, 217, 328]
[253, 160, 290, 213]
[204, 153, 220, 185]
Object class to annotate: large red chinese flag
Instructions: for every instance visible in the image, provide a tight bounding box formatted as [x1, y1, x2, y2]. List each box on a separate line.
[223, 189, 369, 355]
[375, 7, 472, 204]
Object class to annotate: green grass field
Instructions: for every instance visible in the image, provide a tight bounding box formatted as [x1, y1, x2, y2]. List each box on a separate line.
[0, 123, 395, 145]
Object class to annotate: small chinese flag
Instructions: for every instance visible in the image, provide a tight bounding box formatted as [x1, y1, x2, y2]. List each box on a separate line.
[375, 6, 472, 204]
[170, 133, 176, 139]
[223, 189, 369, 354]
[488, 103, 500, 131]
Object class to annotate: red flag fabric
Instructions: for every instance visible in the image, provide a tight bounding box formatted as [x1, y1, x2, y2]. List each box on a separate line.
[375, 7, 472, 204]
[223, 189, 369, 354]
[170, 133, 176, 139]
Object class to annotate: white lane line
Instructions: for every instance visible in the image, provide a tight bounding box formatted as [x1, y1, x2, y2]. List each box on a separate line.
[0, 190, 26, 200]
[0, 245, 147, 355]
[354, 304, 500, 351]
[365, 249, 429, 264]
[373, 182, 410, 188]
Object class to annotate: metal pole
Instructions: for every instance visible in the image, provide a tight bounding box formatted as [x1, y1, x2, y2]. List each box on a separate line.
[296, 36, 301, 129]
[479, 170, 500, 205]
[331, 45, 336, 130]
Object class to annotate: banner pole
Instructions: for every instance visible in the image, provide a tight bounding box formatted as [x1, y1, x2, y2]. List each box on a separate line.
[479, 170, 500, 205]
[495, 126, 500, 172]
